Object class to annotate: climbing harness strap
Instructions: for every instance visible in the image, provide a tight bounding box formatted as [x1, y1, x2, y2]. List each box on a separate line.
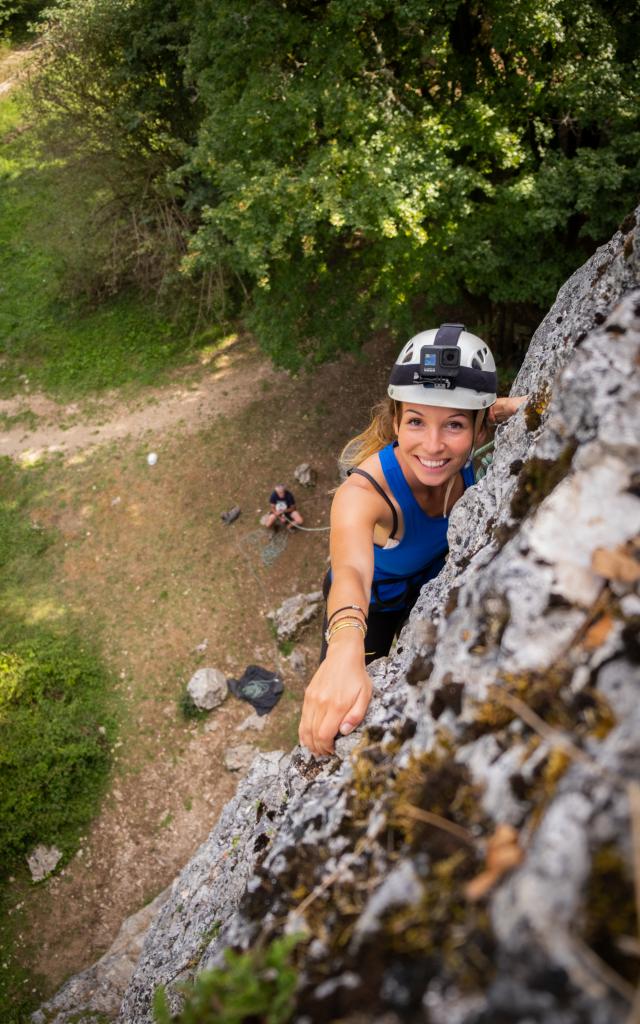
[370, 547, 449, 610]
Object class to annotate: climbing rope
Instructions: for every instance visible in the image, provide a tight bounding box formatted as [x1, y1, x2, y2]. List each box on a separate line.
[287, 522, 331, 532]
[474, 440, 495, 481]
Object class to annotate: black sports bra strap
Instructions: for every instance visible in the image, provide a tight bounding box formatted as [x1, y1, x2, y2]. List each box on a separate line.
[347, 467, 398, 540]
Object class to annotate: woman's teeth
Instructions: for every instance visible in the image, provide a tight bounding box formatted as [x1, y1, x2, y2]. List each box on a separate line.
[417, 457, 448, 468]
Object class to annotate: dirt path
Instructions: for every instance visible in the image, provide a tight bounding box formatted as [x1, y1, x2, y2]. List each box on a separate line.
[0, 44, 35, 96]
[1, 338, 287, 461]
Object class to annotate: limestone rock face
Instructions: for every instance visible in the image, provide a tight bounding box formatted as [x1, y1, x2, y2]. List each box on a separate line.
[39, 208, 640, 1024]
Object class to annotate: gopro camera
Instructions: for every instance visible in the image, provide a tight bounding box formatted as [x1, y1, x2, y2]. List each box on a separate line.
[418, 345, 461, 388]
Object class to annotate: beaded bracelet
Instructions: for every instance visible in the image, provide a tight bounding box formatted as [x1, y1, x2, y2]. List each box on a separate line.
[325, 619, 366, 644]
[327, 604, 368, 629]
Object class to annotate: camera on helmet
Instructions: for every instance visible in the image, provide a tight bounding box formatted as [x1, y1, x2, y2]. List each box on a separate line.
[418, 345, 461, 387]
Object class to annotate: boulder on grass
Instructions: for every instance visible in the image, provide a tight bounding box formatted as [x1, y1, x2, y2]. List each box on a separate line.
[187, 668, 228, 711]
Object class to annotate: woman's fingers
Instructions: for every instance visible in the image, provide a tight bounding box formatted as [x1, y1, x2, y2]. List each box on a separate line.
[489, 395, 528, 424]
[300, 694, 354, 755]
[339, 684, 371, 736]
[299, 661, 373, 756]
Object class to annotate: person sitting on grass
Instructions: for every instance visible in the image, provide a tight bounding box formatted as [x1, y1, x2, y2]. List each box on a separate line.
[264, 483, 304, 531]
[299, 323, 526, 757]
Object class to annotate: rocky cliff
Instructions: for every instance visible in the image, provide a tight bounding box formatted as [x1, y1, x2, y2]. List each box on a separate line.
[39, 208, 640, 1024]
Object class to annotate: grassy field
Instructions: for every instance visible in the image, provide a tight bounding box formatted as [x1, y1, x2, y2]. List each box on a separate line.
[0, 90, 221, 400]
[0, 454, 117, 1021]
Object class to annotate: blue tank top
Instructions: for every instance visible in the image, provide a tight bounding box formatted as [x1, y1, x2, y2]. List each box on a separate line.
[370, 442, 475, 610]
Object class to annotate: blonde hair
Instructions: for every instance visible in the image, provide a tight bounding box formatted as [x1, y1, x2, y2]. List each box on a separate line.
[341, 399, 486, 517]
[339, 398, 399, 471]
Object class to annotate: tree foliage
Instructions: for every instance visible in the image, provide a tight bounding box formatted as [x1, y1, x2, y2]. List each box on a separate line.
[28, 0, 199, 297]
[185, 0, 640, 366]
[26, 0, 640, 366]
[0, 0, 46, 34]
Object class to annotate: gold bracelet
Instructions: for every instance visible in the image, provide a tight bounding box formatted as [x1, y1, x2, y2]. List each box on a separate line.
[325, 617, 365, 642]
[325, 614, 364, 633]
[326, 620, 366, 643]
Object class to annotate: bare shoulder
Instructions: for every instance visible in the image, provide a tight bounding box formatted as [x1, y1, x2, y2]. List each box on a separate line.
[344, 452, 387, 489]
[332, 452, 393, 530]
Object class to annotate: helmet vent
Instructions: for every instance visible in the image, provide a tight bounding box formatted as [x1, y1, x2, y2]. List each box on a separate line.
[471, 356, 483, 370]
[402, 345, 414, 363]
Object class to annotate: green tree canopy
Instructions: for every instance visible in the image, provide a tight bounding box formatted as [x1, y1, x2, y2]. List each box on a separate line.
[26, 0, 640, 367]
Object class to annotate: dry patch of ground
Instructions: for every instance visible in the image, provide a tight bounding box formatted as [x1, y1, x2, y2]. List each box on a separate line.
[0, 335, 286, 461]
[6, 335, 394, 999]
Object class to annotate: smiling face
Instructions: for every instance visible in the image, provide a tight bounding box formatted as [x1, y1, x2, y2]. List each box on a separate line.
[393, 402, 480, 490]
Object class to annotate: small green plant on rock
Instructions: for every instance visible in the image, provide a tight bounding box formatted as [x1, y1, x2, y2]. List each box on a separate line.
[178, 687, 208, 722]
[153, 934, 302, 1024]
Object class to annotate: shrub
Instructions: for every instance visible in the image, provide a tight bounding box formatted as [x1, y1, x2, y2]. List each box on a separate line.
[0, 633, 114, 869]
[153, 934, 301, 1024]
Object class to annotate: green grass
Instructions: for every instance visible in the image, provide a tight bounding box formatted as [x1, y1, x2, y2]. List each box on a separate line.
[0, 455, 116, 1023]
[0, 89, 216, 400]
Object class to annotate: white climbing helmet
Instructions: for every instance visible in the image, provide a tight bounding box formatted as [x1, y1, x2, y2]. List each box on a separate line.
[388, 323, 497, 410]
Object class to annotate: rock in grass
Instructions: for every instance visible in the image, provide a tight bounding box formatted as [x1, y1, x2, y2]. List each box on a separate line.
[293, 462, 316, 487]
[267, 591, 323, 642]
[236, 712, 267, 733]
[27, 845, 62, 882]
[286, 648, 307, 676]
[223, 744, 257, 772]
[187, 668, 228, 711]
[220, 505, 241, 525]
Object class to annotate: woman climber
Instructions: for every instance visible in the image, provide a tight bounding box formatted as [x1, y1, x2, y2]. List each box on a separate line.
[298, 323, 525, 757]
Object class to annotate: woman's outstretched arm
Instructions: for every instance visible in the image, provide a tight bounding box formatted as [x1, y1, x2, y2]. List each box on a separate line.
[298, 479, 382, 756]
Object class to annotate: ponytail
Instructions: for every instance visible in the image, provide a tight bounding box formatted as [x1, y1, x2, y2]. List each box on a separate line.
[339, 398, 400, 472]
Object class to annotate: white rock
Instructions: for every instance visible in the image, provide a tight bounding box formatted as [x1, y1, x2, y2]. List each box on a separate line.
[27, 845, 62, 882]
[236, 712, 267, 733]
[524, 456, 640, 598]
[293, 462, 316, 486]
[267, 591, 323, 641]
[287, 648, 307, 676]
[224, 744, 257, 772]
[187, 668, 228, 710]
